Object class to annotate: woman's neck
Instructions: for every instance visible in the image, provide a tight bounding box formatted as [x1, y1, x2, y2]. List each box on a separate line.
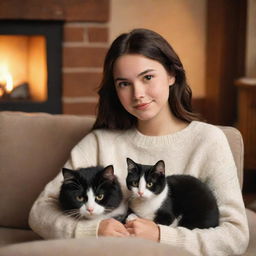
[136, 108, 189, 136]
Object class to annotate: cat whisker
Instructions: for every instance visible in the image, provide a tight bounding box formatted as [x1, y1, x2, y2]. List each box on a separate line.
[63, 209, 82, 219]
[104, 207, 115, 213]
[78, 214, 85, 221]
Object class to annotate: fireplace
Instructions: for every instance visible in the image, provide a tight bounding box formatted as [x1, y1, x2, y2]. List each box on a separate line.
[0, 20, 62, 113]
[0, 0, 110, 116]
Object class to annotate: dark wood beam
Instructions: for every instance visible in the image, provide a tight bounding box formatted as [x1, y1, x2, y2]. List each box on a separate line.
[205, 0, 247, 125]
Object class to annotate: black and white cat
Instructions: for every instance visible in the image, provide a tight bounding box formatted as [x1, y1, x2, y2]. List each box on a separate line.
[59, 165, 127, 222]
[126, 158, 219, 229]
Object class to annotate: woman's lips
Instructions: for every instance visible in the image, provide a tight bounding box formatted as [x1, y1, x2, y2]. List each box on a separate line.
[134, 102, 152, 110]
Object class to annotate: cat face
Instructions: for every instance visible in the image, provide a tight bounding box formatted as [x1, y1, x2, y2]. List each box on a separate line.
[59, 165, 123, 220]
[126, 158, 166, 200]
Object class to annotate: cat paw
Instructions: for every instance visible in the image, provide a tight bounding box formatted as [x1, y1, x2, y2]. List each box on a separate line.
[126, 213, 138, 223]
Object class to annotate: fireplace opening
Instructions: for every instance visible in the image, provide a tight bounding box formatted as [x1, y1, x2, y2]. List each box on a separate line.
[0, 20, 62, 113]
[0, 35, 47, 101]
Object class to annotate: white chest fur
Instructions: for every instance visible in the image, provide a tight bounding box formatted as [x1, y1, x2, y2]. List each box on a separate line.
[129, 185, 168, 220]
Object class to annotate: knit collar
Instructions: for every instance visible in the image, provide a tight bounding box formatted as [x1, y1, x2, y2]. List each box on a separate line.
[126, 121, 199, 148]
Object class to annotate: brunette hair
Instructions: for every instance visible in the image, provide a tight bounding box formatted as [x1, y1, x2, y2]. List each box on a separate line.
[93, 28, 199, 130]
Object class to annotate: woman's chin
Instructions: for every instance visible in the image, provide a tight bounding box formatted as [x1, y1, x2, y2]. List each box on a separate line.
[135, 112, 156, 122]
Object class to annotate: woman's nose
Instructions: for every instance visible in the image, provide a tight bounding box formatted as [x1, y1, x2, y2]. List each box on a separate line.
[133, 83, 145, 100]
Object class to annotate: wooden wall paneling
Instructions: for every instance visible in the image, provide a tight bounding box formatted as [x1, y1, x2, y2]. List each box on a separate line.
[235, 78, 256, 170]
[205, 0, 247, 125]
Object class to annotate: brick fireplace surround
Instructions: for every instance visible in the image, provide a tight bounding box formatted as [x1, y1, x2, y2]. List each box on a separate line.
[0, 0, 110, 116]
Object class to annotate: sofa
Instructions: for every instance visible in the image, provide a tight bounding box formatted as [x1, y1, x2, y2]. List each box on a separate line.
[0, 111, 255, 256]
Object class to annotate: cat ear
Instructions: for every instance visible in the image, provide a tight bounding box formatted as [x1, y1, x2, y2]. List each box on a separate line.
[154, 160, 165, 175]
[62, 168, 76, 183]
[103, 165, 115, 181]
[126, 158, 137, 173]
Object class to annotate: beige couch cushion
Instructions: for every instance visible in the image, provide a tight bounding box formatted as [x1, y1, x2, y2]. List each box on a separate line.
[0, 227, 41, 247]
[0, 237, 194, 256]
[0, 112, 94, 229]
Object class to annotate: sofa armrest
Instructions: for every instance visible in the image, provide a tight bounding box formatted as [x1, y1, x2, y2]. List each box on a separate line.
[0, 111, 94, 229]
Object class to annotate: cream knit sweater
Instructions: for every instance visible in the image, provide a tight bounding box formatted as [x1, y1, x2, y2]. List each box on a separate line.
[29, 121, 249, 255]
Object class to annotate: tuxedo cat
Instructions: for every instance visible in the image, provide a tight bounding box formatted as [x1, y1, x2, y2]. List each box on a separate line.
[59, 165, 127, 222]
[126, 158, 219, 229]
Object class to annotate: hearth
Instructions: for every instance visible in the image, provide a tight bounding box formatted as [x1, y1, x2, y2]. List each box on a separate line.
[0, 20, 62, 113]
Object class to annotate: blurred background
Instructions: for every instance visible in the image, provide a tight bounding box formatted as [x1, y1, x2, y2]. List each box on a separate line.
[0, 0, 255, 204]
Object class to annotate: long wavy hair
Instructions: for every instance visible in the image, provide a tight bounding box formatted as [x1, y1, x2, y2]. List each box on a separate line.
[93, 28, 199, 130]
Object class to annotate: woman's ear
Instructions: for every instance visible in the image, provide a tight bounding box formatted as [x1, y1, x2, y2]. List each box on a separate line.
[168, 75, 175, 86]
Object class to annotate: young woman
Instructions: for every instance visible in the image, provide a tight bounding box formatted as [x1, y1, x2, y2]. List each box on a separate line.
[29, 29, 249, 255]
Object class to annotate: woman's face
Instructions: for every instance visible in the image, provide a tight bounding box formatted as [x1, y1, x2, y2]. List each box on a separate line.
[113, 54, 175, 122]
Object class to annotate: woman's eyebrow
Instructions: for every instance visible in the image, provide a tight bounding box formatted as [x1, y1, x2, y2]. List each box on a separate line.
[137, 69, 155, 77]
[114, 77, 127, 82]
[114, 69, 155, 82]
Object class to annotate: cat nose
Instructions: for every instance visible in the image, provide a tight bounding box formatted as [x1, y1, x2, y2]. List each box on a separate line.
[87, 207, 94, 214]
[138, 191, 144, 197]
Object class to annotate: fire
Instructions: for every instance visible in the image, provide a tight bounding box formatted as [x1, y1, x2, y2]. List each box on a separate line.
[0, 66, 14, 96]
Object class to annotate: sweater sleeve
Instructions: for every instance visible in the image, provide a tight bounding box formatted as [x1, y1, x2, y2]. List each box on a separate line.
[29, 132, 101, 239]
[158, 128, 249, 256]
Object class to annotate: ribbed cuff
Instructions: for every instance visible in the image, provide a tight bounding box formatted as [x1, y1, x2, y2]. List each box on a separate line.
[158, 224, 180, 245]
[75, 220, 100, 238]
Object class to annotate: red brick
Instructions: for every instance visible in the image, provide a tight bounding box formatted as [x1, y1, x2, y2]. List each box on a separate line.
[0, 0, 110, 22]
[88, 27, 108, 42]
[64, 27, 85, 42]
[63, 47, 107, 67]
[63, 72, 102, 97]
[63, 102, 98, 116]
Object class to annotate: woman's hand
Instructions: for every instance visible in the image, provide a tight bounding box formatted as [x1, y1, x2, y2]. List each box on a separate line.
[98, 218, 130, 237]
[125, 218, 160, 242]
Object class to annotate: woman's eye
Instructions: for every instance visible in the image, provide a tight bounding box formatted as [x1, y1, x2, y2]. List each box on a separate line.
[144, 75, 153, 81]
[147, 182, 153, 188]
[118, 81, 130, 88]
[76, 195, 84, 202]
[96, 194, 104, 201]
[132, 181, 138, 187]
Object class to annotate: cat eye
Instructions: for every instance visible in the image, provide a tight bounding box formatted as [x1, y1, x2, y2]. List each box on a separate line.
[132, 181, 138, 187]
[147, 182, 153, 188]
[96, 194, 104, 201]
[76, 195, 84, 202]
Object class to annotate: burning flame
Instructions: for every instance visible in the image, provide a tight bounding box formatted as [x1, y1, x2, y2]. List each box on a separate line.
[0, 66, 14, 96]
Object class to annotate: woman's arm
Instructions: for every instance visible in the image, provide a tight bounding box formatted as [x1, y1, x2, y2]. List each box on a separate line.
[29, 132, 128, 239]
[29, 170, 100, 238]
[125, 128, 249, 256]
[158, 179, 248, 255]
[158, 129, 249, 256]
[28, 132, 98, 238]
